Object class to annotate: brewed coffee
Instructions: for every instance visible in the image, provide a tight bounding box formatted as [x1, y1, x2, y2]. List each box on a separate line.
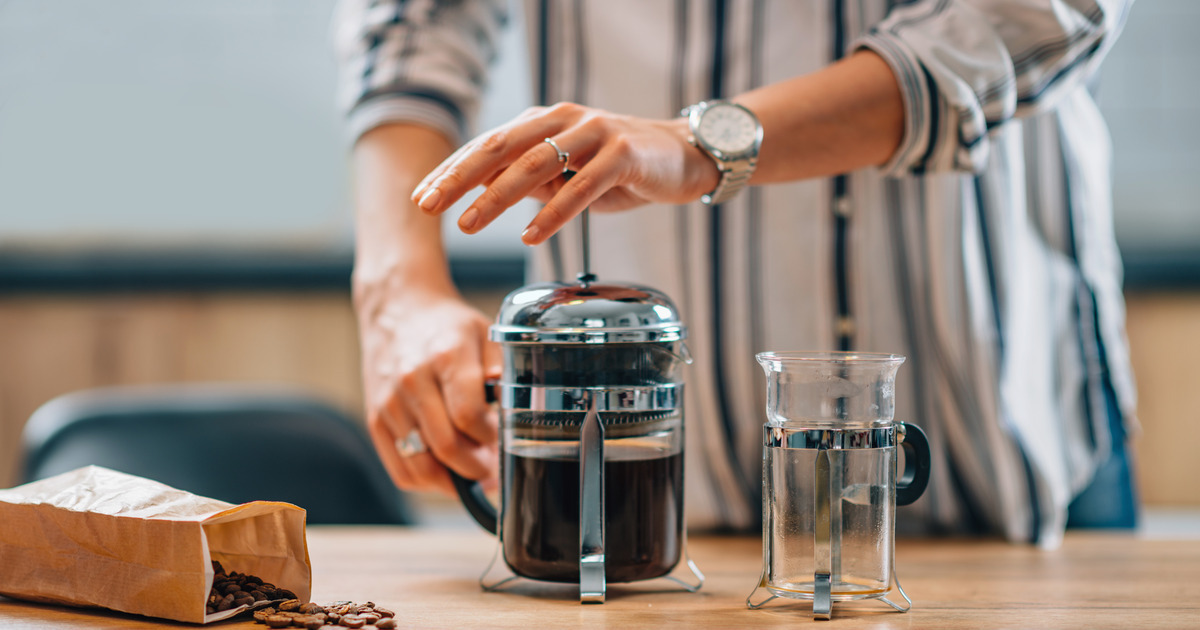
[501, 445, 683, 583]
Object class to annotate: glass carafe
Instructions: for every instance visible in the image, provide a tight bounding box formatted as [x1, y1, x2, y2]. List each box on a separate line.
[747, 351, 931, 619]
[453, 281, 704, 604]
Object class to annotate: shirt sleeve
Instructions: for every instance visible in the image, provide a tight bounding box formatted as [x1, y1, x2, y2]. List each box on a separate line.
[332, 0, 507, 146]
[855, 0, 1133, 176]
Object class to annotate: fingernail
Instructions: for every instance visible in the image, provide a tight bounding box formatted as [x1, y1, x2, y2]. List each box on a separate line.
[459, 207, 480, 232]
[521, 225, 541, 245]
[418, 187, 442, 212]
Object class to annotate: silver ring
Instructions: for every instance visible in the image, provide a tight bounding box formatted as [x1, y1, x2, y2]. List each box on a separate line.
[543, 137, 569, 173]
[395, 429, 427, 457]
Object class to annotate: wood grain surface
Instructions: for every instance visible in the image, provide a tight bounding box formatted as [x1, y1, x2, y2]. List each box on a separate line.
[1, 527, 1198, 629]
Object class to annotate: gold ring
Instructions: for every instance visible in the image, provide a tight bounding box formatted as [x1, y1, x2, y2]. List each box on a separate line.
[543, 137, 570, 173]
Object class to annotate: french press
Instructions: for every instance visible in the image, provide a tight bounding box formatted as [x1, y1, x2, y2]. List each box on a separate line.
[747, 351, 931, 619]
[452, 211, 703, 603]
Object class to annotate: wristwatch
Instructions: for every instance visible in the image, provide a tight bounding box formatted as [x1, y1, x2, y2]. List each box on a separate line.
[682, 100, 763, 205]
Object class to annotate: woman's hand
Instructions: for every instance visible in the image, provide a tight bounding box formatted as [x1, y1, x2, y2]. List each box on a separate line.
[352, 124, 504, 497]
[356, 285, 502, 496]
[410, 102, 719, 245]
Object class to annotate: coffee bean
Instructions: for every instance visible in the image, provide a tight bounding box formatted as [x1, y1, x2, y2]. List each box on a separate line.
[374, 606, 395, 618]
[300, 602, 324, 615]
[264, 614, 293, 629]
[359, 612, 380, 623]
[278, 589, 298, 601]
[376, 619, 397, 630]
[216, 593, 236, 612]
[292, 616, 323, 629]
[279, 599, 302, 612]
[253, 607, 277, 623]
[339, 616, 365, 629]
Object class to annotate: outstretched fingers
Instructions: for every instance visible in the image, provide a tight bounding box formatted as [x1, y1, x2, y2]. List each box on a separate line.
[520, 144, 627, 245]
[412, 104, 586, 216]
[458, 127, 601, 234]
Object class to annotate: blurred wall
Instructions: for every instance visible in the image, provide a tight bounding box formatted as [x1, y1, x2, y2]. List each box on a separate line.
[1098, 0, 1200, 256]
[1, 0, 1196, 257]
[1, 1, 1198, 509]
[0, 0, 535, 255]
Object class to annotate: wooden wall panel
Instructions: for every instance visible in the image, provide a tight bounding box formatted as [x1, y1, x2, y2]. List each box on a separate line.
[1125, 292, 1200, 506]
[0, 299, 104, 486]
[0, 290, 508, 489]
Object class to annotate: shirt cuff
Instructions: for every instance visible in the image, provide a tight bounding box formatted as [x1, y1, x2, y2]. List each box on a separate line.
[346, 94, 465, 147]
[855, 31, 935, 177]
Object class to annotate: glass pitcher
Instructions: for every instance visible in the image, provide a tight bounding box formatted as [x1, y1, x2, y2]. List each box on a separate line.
[747, 351, 931, 619]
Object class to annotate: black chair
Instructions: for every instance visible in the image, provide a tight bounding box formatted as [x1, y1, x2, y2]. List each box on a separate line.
[20, 384, 413, 525]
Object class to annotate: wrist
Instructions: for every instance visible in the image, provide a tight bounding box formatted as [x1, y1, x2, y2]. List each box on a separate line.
[666, 117, 721, 202]
[352, 258, 460, 325]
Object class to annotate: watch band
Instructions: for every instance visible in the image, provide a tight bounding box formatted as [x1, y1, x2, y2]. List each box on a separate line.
[702, 157, 757, 205]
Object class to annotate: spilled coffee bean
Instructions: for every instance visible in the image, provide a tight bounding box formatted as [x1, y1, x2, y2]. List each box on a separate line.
[249, 599, 398, 629]
[265, 615, 295, 629]
[207, 562, 398, 628]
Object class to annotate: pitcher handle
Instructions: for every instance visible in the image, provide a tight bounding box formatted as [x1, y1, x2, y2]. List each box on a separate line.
[896, 422, 931, 506]
[451, 381, 501, 533]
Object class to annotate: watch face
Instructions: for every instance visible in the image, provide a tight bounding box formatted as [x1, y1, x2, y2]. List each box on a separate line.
[697, 104, 759, 155]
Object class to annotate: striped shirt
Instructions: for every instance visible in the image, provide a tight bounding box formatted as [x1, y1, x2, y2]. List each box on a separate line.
[334, 0, 1137, 547]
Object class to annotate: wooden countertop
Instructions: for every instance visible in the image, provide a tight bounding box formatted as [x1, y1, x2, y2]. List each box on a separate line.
[1, 527, 1198, 628]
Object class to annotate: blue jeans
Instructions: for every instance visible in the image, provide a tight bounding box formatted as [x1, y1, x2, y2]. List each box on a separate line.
[1066, 383, 1139, 529]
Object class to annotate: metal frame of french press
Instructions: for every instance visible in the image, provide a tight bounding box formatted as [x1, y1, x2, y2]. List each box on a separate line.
[472, 168, 704, 604]
[746, 424, 914, 619]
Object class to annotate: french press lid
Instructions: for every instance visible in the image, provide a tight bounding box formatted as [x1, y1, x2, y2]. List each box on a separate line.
[491, 281, 686, 344]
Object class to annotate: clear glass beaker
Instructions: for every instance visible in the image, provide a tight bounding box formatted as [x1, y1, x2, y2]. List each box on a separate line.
[747, 351, 930, 619]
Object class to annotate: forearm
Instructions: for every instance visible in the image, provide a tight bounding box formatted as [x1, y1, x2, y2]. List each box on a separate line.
[405, 52, 902, 242]
[736, 50, 904, 184]
[352, 123, 460, 316]
[349, 122, 501, 494]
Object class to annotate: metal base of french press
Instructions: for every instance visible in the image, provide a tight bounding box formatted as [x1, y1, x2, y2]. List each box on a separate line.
[746, 566, 912, 619]
[475, 540, 705, 604]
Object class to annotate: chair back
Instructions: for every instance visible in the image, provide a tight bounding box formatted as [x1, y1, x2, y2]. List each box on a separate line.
[21, 384, 413, 525]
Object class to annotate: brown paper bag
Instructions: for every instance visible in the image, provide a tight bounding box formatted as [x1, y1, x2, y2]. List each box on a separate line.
[0, 466, 311, 623]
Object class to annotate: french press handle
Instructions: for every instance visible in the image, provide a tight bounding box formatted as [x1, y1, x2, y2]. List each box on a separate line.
[450, 382, 501, 534]
[896, 422, 931, 506]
